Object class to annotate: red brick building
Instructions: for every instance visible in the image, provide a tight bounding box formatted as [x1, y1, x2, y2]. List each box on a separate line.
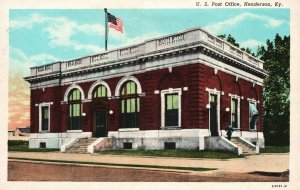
[25, 28, 267, 153]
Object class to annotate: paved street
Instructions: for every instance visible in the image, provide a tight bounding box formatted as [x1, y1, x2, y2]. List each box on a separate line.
[8, 152, 289, 173]
[8, 161, 288, 182]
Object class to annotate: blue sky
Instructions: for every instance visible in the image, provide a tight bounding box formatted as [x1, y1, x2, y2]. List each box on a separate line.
[9, 9, 290, 76]
[8, 8, 290, 130]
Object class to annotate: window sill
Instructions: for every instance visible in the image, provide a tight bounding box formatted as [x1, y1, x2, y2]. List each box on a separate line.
[232, 128, 240, 131]
[119, 128, 139, 132]
[67, 130, 83, 133]
[161, 126, 181, 130]
[39, 131, 50, 133]
[249, 129, 257, 132]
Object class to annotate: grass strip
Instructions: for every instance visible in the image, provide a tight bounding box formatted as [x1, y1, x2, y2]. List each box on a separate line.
[8, 141, 60, 152]
[96, 150, 243, 159]
[8, 157, 215, 172]
[8, 147, 60, 152]
[260, 146, 289, 153]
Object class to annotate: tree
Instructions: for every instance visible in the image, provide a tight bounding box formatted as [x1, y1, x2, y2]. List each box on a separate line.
[218, 34, 240, 47]
[217, 34, 255, 56]
[257, 34, 290, 146]
[219, 33, 290, 146]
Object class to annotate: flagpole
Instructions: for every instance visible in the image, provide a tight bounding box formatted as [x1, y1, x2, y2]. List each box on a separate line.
[104, 8, 108, 51]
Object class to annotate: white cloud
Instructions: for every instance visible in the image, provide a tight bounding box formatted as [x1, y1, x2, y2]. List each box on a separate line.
[10, 13, 105, 53]
[10, 13, 164, 54]
[10, 47, 59, 76]
[240, 39, 264, 49]
[44, 19, 104, 53]
[204, 12, 285, 34]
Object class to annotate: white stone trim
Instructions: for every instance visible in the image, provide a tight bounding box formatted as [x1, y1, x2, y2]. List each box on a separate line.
[30, 55, 264, 90]
[154, 90, 160, 94]
[82, 99, 92, 103]
[87, 80, 112, 99]
[199, 54, 264, 85]
[183, 87, 188, 91]
[214, 68, 218, 75]
[63, 83, 85, 101]
[118, 128, 139, 132]
[206, 88, 221, 136]
[109, 128, 203, 138]
[60, 137, 77, 152]
[29, 132, 92, 149]
[229, 94, 241, 129]
[66, 130, 83, 133]
[87, 138, 104, 154]
[160, 88, 182, 129]
[238, 137, 257, 151]
[247, 98, 258, 103]
[114, 75, 142, 96]
[220, 130, 263, 138]
[235, 76, 239, 82]
[38, 102, 53, 132]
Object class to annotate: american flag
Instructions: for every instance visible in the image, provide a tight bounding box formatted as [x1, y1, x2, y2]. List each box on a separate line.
[107, 13, 124, 33]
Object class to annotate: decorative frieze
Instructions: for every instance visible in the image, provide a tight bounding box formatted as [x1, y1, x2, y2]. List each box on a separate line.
[91, 53, 108, 62]
[158, 33, 185, 47]
[67, 59, 82, 67]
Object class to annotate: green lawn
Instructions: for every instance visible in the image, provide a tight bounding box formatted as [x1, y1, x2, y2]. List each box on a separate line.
[8, 140, 59, 152]
[260, 146, 289, 153]
[96, 150, 243, 159]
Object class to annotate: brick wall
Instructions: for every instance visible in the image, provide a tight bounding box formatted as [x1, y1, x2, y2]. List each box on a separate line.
[30, 62, 263, 134]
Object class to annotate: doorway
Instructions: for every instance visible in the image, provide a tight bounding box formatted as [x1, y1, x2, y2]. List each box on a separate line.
[94, 110, 107, 137]
[210, 94, 219, 136]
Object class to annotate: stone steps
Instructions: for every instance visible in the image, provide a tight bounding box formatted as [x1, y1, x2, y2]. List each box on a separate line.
[231, 138, 256, 155]
[65, 138, 97, 154]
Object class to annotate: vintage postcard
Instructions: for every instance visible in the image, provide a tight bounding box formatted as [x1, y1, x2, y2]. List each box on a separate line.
[1, 0, 299, 189]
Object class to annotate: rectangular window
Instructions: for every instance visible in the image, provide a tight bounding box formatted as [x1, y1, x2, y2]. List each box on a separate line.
[249, 102, 259, 130]
[164, 142, 176, 150]
[126, 99, 131, 113]
[123, 142, 132, 149]
[165, 94, 179, 127]
[120, 97, 140, 129]
[101, 86, 106, 97]
[231, 98, 238, 128]
[69, 103, 82, 130]
[41, 106, 49, 131]
[40, 142, 46, 148]
[130, 82, 136, 93]
[210, 94, 217, 103]
[131, 98, 136, 112]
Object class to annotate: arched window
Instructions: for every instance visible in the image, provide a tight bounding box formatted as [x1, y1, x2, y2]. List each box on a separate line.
[120, 81, 140, 128]
[92, 85, 107, 98]
[68, 89, 82, 130]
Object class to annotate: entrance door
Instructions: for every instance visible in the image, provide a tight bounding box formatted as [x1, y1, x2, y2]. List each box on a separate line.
[210, 94, 219, 136]
[94, 110, 107, 137]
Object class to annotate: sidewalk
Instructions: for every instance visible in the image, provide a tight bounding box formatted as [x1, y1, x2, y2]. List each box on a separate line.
[8, 152, 289, 173]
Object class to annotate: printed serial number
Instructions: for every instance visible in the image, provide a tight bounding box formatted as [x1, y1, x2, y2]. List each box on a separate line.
[272, 185, 287, 188]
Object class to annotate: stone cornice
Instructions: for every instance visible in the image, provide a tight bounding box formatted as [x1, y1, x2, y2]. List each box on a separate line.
[24, 27, 267, 83]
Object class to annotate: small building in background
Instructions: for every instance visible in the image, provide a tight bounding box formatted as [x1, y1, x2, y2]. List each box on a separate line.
[8, 127, 30, 141]
[14, 127, 30, 137]
[8, 129, 14, 137]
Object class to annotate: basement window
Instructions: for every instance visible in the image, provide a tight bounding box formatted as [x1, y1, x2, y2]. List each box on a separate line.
[40, 142, 46, 149]
[164, 142, 176, 150]
[123, 142, 132, 149]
